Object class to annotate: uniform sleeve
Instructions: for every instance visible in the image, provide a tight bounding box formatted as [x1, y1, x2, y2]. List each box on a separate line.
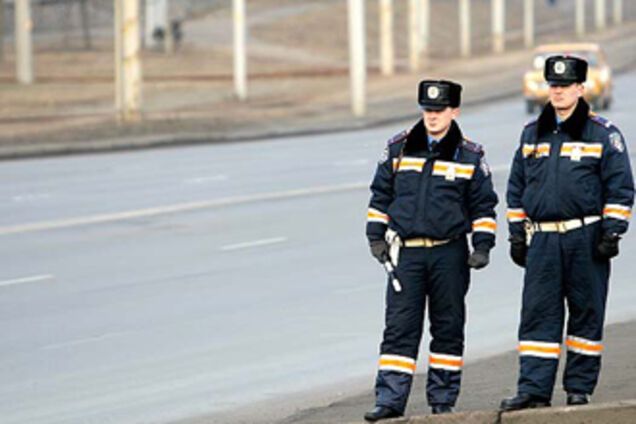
[506, 143, 528, 237]
[366, 148, 394, 242]
[600, 129, 634, 236]
[468, 152, 499, 251]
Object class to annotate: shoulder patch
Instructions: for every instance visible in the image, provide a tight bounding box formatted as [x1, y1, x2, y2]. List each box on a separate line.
[462, 139, 483, 154]
[387, 129, 409, 146]
[609, 132, 625, 153]
[480, 156, 491, 177]
[589, 113, 612, 129]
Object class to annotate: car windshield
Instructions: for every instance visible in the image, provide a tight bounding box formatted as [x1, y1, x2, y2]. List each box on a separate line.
[533, 51, 599, 69]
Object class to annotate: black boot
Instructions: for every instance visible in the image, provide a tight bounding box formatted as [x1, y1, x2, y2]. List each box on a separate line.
[566, 393, 589, 406]
[500, 393, 551, 412]
[364, 406, 402, 422]
[431, 404, 453, 414]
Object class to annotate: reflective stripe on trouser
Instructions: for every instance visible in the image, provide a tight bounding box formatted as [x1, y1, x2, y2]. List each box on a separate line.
[517, 223, 609, 399]
[375, 238, 469, 412]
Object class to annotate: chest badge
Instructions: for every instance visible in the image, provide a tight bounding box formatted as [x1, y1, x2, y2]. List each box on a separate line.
[445, 165, 457, 181]
[571, 146, 582, 162]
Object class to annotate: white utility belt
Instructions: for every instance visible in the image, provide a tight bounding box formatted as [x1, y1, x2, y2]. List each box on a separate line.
[385, 229, 452, 266]
[528, 216, 601, 234]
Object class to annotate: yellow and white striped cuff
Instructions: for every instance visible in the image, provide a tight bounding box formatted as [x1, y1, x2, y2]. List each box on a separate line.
[367, 208, 389, 224]
[566, 335, 603, 357]
[378, 354, 416, 375]
[603, 204, 632, 221]
[518, 341, 561, 359]
[506, 208, 528, 223]
[472, 217, 497, 234]
[429, 352, 463, 372]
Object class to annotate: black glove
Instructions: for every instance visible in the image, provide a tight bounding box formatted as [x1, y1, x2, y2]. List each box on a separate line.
[369, 239, 389, 263]
[596, 233, 620, 259]
[467, 249, 489, 269]
[509, 234, 527, 267]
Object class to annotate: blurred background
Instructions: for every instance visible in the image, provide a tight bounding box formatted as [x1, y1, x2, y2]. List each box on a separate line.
[0, 0, 635, 149]
[1, 2, 636, 424]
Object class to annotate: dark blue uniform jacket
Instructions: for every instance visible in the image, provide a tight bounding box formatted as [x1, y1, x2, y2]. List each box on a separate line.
[506, 99, 634, 237]
[366, 119, 498, 251]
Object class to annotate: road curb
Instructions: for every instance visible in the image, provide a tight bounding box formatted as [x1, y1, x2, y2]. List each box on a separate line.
[350, 400, 636, 424]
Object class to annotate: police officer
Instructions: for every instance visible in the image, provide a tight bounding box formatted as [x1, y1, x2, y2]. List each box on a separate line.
[364, 80, 498, 421]
[501, 56, 634, 411]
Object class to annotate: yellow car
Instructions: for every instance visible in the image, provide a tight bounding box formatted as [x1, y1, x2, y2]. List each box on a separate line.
[523, 43, 613, 114]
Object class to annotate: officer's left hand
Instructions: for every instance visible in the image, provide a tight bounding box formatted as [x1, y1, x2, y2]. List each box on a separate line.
[596, 233, 620, 259]
[467, 249, 489, 269]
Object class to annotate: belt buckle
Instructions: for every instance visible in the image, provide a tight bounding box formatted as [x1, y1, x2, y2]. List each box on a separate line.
[556, 221, 568, 233]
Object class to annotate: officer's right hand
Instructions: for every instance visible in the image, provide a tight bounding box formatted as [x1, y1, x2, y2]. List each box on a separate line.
[369, 240, 389, 263]
[509, 234, 527, 268]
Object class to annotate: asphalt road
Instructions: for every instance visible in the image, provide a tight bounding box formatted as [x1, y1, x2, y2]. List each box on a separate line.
[1, 71, 636, 424]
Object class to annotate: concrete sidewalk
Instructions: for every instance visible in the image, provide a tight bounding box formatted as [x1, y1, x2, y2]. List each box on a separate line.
[275, 320, 636, 424]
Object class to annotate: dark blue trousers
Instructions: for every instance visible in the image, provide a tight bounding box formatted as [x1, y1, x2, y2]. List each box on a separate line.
[517, 223, 609, 400]
[374, 237, 469, 413]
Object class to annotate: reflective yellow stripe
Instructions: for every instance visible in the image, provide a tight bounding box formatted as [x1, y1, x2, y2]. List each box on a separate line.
[367, 208, 389, 224]
[507, 209, 528, 222]
[472, 218, 497, 233]
[603, 204, 632, 220]
[429, 353, 463, 371]
[518, 341, 561, 359]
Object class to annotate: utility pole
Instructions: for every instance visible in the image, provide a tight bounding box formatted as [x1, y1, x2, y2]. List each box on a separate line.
[0, 0, 5, 61]
[459, 0, 470, 58]
[15, 0, 34, 84]
[524, 0, 534, 48]
[233, 0, 247, 100]
[114, 0, 143, 122]
[408, 0, 420, 71]
[576, 0, 585, 38]
[613, 0, 623, 25]
[348, 0, 366, 117]
[492, 0, 505, 54]
[419, 0, 429, 56]
[378, 0, 394, 76]
[595, 0, 606, 31]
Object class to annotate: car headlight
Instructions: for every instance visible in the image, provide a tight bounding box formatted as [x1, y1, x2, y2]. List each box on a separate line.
[599, 68, 611, 83]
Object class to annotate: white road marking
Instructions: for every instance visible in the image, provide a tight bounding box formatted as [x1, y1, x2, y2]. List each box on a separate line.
[0, 181, 366, 236]
[183, 175, 228, 184]
[220, 237, 287, 251]
[0, 161, 515, 237]
[41, 331, 134, 351]
[11, 193, 52, 202]
[0, 274, 54, 287]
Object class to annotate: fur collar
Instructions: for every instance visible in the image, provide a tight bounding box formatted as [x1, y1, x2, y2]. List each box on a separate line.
[404, 119, 463, 161]
[537, 98, 589, 140]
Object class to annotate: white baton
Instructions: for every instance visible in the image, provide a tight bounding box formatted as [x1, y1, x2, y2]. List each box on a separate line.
[383, 261, 402, 292]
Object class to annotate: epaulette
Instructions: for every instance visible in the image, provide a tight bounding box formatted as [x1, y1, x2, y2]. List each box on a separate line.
[524, 118, 538, 127]
[462, 138, 483, 154]
[387, 129, 409, 145]
[589, 112, 612, 129]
